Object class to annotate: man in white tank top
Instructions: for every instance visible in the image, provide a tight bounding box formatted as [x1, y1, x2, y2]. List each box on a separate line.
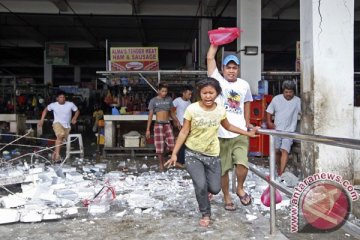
[38, 91, 80, 162]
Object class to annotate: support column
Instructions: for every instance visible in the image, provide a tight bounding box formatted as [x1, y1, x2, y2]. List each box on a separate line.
[74, 66, 81, 84]
[199, 18, 211, 70]
[300, 0, 354, 180]
[237, 0, 261, 94]
[44, 50, 53, 85]
[186, 52, 193, 69]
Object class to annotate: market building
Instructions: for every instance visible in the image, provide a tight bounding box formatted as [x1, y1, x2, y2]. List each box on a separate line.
[1, 0, 360, 239]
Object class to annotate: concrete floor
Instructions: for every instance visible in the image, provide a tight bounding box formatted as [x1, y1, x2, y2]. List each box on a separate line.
[0, 127, 359, 240]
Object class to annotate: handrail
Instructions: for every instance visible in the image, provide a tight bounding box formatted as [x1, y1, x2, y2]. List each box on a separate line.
[249, 163, 293, 197]
[258, 129, 360, 150]
[249, 128, 360, 237]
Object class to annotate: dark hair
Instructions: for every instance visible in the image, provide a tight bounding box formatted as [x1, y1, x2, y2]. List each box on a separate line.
[282, 80, 296, 91]
[196, 78, 222, 96]
[182, 85, 193, 92]
[157, 83, 168, 90]
[56, 91, 66, 97]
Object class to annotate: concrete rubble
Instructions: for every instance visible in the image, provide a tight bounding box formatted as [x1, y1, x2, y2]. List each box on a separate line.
[0, 155, 299, 226]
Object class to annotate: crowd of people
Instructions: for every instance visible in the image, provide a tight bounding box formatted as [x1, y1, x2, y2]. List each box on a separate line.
[41, 41, 301, 228]
[148, 43, 301, 227]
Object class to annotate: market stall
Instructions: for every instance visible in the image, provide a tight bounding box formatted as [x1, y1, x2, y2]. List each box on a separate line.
[96, 70, 207, 156]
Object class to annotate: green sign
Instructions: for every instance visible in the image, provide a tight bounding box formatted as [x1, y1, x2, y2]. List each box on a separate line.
[45, 42, 69, 65]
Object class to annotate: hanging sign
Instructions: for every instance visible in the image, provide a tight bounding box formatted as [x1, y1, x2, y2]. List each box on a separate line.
[45, 42, 69, 65]
[110, 47, 159, 71]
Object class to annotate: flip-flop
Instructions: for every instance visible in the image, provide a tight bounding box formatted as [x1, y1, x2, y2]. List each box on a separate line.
[199, 217, 210, 227]
[237, 192, 252, 206]
[224, 202, 236, 211]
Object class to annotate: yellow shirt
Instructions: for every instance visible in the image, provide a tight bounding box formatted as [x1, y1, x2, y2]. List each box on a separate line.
[184, 102, 226, 156]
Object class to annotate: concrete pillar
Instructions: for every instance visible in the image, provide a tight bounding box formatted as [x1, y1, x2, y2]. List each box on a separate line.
[74, 66, 81, 83]
[300, 0, 354, 180]
[354, 108, 360, 184]
[44, 50, 53, 85]
[186, 52, 193, 69]
[237, 0, 261, 94]
[198, 18, 211, 70]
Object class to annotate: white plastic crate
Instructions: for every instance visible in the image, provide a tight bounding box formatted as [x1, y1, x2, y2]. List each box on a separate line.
[124, 136, 140, 147]
[123, 131, 141, 148]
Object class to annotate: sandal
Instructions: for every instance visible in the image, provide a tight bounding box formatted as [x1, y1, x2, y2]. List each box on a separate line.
[199, 217, 210, 227]
[237, 192, 252, 206]
[224, 202, 236, 211]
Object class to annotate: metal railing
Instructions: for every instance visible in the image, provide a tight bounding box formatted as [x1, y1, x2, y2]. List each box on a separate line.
[248, 128, 360, 237]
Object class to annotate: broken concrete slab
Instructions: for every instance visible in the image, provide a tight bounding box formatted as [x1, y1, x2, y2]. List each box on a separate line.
[0, 209, 20, 224]
[19, 210, 42, 223]
[0, 194, 27, 208]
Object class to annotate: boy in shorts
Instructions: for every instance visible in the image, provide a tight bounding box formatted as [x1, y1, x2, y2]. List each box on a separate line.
[146, 84, 180, 171]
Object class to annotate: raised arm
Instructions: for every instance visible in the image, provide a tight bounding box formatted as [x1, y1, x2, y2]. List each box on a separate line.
[207, 44, 219, 76]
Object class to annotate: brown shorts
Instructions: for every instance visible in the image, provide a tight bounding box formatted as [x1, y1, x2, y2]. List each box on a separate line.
[52, 122, 71, 139]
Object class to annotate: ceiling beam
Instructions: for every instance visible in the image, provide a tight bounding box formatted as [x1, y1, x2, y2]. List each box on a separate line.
[262, 0, 272, 10]
[63, 1, 99, 48]
[0, 3, 47, 46]
[131, 0, 144, 14]
[204, 0, 221, 15]
[132, 0, 147, 45]
[50, 0, 69, 12]
[272, 0, 298, 18]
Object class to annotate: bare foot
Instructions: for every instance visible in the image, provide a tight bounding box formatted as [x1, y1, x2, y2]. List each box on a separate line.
[199, 216, 210, 227]
[159, 164, 164, 172]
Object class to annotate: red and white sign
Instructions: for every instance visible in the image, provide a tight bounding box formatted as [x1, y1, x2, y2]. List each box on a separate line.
[110, 47, 159, 71]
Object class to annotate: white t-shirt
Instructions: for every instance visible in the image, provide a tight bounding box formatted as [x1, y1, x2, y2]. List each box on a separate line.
[172, 97, 191, 126]
[47, 101, 78, 128]
[266, 94, 301, 132]
[211, 68, 253, 138]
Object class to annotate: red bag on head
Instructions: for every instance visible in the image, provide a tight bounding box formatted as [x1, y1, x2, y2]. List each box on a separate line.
[208, 27, 242, 46]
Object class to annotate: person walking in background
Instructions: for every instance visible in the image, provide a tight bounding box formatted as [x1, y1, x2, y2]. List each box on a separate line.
[92, 103, 104, 132]
[172, 85, 193, 168]
[165, 78, 258, 227]
[266, 80, 301, 176]
[146, 83, 180, 172]
[207, 44, 253, 210]
[38, 91, 80, 163]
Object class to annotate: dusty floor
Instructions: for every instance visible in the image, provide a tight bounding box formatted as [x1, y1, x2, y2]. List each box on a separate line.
[0, 129, 359, 240]
[0, 156, 358, 240]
